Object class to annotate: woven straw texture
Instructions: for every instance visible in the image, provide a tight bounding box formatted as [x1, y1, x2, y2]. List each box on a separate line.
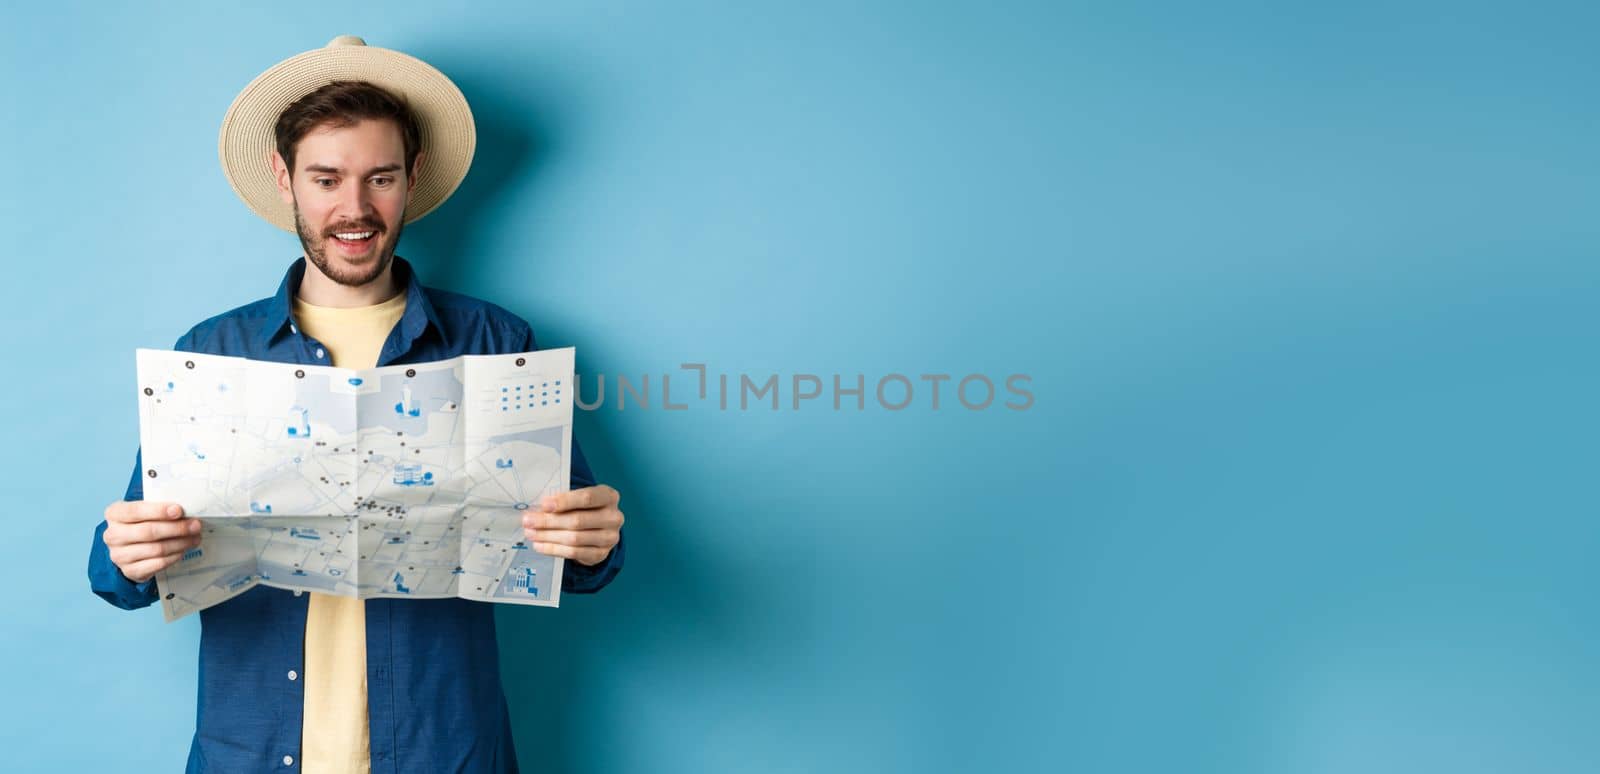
[218, 37, 475, 232]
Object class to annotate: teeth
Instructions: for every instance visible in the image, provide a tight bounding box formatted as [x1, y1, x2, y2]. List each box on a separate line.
[335, 232, 374, 240]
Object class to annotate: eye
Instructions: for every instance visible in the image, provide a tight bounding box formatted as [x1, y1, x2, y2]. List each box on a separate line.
[314, 178, 336, 189]
[371, 176, 394, 187]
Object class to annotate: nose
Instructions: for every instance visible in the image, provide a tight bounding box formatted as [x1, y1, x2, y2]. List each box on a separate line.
[334, 177, 376, 221]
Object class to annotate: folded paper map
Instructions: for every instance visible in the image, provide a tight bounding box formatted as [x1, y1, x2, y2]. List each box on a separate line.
[134, 347, 574, 621]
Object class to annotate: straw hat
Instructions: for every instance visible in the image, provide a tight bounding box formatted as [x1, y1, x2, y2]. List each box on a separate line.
[218, 35, 476, 232]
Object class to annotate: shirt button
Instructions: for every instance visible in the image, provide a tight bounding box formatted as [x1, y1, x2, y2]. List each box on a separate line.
[283, 754, 295, 766]
[315, 347, 325, 359]
[290, 324, 298, 334]
[293, 590, 303, 597]
[287, 670, 298, 681]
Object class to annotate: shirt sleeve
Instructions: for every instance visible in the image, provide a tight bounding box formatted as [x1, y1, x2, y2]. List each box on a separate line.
[87, 447, 161, 610]
[88, 329, 197, 611]
[513, 320, 626, 595]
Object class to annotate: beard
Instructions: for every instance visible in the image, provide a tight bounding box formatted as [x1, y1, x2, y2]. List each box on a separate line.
[293, 203, 406, 288]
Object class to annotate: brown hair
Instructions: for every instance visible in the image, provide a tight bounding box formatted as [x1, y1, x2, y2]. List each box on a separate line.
[274, 80, 423, 179]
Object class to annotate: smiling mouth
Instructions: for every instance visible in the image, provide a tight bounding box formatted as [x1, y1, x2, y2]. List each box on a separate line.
[329, 230, 379, 250]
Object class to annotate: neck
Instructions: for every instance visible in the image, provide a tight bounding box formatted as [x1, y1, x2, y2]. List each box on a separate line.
[297, 258, 402, 308]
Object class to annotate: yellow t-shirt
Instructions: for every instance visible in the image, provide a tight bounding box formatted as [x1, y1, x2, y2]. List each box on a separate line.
[291, 289, 407, 774]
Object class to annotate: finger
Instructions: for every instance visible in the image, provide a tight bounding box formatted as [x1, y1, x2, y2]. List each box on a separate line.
[120, 549, 189, 584]
[110, 501, 185, 524]
[111, 536, 200, 565]
[530, 541, 610, 566]
[542, 485, 618, 513]
[106, 518, 202, 547]
[524, 528, 618, 548]
[116, 534, 203, 563]
[524, 508, 622, 531]
[125, 518, 203, 546]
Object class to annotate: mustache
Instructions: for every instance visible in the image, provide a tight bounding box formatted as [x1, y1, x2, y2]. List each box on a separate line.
[323, 221, 385, 236]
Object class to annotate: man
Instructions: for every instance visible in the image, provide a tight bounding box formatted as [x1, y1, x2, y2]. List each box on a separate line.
[86, 36, 625, 773]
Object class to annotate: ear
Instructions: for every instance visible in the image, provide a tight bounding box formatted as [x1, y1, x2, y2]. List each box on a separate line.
[407, 150, 427, 203]
[270, 150, 294, 206]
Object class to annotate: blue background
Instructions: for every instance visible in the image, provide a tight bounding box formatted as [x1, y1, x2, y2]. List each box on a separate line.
[3, 1, 1597, 771]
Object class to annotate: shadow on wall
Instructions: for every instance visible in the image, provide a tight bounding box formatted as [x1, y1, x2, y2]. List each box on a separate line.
[401, 61, 542, 290]
[396, 62, 781, 772]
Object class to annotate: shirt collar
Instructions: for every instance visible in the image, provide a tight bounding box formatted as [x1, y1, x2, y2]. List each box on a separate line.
[259, 256, 448, 354]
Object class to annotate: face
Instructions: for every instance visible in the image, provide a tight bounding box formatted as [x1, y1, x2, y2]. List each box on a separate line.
[271, 119, 425, 287]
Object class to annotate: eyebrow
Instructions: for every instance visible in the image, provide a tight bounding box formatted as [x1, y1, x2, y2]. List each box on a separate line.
[303, 163, 403, 175]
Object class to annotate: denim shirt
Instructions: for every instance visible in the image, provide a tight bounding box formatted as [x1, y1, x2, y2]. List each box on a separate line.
[87, 256, 625, 773]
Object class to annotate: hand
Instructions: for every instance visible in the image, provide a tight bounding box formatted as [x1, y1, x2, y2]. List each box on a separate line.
[522, 485, 623, 566]
[103, 501, 203, 584]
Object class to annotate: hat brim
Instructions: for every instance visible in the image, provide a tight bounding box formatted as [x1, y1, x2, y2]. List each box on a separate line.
[218, 41, 475, 232]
